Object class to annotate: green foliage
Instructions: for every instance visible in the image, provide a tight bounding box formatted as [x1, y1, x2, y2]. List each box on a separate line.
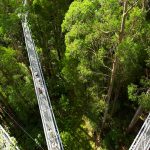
[128, 78, 150, 110]
[127, 25, 150, 109]
[139, 92, 150, 109]
[61, 128, 92, 150]
[0, 0, 22, 46]
[62, 0, 150, 149]
[0, 46, 36, 118]
[0, 46, 45, 149]
[128, 84, 138, 101]
[0, 0, 150, 149]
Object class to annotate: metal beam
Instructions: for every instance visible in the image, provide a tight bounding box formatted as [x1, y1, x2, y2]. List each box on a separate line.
[129, 113, 150, 150]
[21, 13, 63, 150]
[0, 125, 20, 150]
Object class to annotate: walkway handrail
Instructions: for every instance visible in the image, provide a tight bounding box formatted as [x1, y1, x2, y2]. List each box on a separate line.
[0, 125, 20, 149]
[129, 113, 150, 150]
[21, 12, 63, 150]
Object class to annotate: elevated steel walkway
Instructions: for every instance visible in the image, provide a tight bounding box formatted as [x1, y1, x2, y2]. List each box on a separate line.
[21, 8, 63, 150]
[0, 125, 19, 150]
[129, 113, 150, 150]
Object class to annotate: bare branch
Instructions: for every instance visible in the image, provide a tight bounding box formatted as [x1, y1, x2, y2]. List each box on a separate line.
[102, 64, 112, 71]
[125, 0, 139, 15]
[92, 71, 110, 78]
[100, 30, 111, 34]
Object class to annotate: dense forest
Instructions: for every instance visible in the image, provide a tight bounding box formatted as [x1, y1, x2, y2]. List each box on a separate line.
[0, 0, 150, 149]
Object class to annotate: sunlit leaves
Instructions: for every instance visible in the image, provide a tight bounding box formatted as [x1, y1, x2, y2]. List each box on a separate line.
[128, 83, 138, 101]
[128, 78, 150, 110]
[0, 46, 36, 119]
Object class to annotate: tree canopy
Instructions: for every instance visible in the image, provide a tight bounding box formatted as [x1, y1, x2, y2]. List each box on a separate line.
[0, 0, 150, 149]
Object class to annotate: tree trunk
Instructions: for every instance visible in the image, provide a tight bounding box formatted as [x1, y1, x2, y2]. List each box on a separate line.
[42, 33, 54, 77]
[127, 106, 143, 133]
[101, 1, 128, 129]
[110, 84, 121, 116]
[101, 55, 118, 129]
[142, 0, 148, 10]
[35, 17, 54, 77]
[93, 131, 100, 149]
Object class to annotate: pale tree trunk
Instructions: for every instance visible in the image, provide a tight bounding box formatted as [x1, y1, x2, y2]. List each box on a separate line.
[127, 89, 150, 132]
[93, 131, 100, 150]
[110, 84, 121, 116]
[142, 0, 148, 10]
[127, 106, 143, 133]
[101, 1, 128, 130]
[101, 55, 118, 129]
